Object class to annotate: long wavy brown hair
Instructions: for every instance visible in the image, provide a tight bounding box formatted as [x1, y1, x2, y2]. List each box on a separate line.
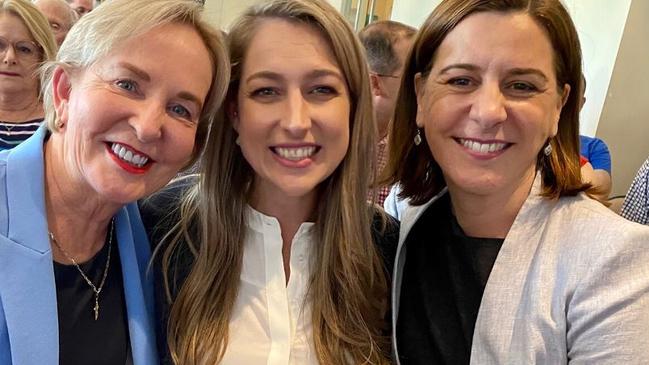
[161, 0, 390, 364]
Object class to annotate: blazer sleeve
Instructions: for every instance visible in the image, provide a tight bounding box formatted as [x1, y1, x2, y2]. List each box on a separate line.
[566, 224, 649, 363]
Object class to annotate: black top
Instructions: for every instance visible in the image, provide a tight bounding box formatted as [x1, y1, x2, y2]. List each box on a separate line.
[396, 193, 504, 365]
[53, 228, 132, 365]
[138, 176, 400, 364]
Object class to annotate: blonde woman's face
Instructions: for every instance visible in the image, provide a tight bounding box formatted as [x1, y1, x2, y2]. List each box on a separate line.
[0, 13, 41, 96]
[51, 23, 213, 205]
[235, 19, 350, 204]
[415, 12, 568, 199]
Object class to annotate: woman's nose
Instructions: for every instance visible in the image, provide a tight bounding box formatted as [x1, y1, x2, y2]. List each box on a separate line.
[280, 90, 311, 137]
[469, 83, 507, 128]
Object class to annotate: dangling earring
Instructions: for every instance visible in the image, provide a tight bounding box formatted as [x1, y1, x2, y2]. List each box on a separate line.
[414, 128, 422, 146]
[543, 142, 553, 156]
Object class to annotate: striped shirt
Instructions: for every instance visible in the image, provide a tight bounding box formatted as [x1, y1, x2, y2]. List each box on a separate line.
[0, 119, 43, 151]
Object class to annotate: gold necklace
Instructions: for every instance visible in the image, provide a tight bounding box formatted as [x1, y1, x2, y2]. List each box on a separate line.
[49, 219, 114, 321]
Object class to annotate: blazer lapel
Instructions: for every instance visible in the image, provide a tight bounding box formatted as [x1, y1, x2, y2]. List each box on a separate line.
[116, 206, 158, 365]
[470, 175, 555, 364]
[0, 126, 59, 364]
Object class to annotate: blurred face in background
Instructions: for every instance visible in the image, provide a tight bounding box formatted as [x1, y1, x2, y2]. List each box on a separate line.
[66, 0, 93, 17]
[0, 12, 42, 96]
[34, 0, 76, 46]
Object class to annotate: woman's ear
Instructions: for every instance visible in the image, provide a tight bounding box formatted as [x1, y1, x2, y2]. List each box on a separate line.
[227, 101, 239, 131]
[52, 66, 73, 130]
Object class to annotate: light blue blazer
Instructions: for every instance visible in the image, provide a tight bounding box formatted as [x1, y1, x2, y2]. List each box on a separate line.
[0, 126, 158, 364]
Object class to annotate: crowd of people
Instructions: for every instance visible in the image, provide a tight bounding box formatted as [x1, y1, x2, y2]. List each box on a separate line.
[0, 0, 648, 364]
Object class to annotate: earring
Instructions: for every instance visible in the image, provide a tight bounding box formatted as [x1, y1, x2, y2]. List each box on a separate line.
[543, 142, 552, 156]
[414, 128, 422, 146]
[235, 136, 240, 145]
[56, 119, 65, 129]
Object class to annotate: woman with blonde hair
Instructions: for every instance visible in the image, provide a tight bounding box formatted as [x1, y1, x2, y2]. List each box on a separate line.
[0, 0, 56, 150]
[383, 0, 649, 363]
[0, 0, 229, 363]
[141, 0, 397, 364]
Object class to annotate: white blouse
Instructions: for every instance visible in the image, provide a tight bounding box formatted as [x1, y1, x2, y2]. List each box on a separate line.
[220, 207, 319, 365]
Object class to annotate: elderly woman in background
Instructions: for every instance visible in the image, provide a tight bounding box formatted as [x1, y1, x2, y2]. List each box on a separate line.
[382, 0, 649, 363]
[141, 0, 397, 364]
[0, 0, 56, 151]
[0, 0, 229, 364]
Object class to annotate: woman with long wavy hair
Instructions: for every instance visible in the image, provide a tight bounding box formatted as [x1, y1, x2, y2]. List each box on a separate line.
[140, 0, 397, 364]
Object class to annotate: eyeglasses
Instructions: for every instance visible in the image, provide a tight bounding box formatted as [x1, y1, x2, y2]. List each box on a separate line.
[0, 36, 42, 61]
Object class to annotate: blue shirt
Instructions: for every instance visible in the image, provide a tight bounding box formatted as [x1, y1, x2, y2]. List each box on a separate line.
[580, 135, 611, 173]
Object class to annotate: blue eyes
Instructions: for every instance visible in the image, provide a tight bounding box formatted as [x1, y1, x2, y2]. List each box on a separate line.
[116, 79, 137, 92]
[114, 79, 194, 122]
[168, 104, 191, 119]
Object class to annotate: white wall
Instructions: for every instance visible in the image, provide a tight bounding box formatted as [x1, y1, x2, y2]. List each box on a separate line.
[389, 0, 632, 137]
[203, 0, 267, 28]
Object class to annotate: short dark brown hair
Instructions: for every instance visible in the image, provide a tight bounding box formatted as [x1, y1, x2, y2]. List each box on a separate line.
[382, 0, 587, 205]
[358, 20, 416, 75]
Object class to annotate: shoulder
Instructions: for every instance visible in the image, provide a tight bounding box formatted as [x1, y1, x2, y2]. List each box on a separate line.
[139, 174, 198, 248]
[549, 195, 649, 255]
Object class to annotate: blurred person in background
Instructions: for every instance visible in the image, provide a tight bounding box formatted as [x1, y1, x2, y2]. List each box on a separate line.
[0, 0, 56, 151]
[359, 20, 415, 205]
[65, 0, 91, 16]
[34, 0, 77, 46]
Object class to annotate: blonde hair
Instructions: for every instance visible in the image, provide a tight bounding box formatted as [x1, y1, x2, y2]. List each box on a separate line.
[163, 0, 390, 364]
[0, 0, 57, 95]
[40, 0, 230, 164]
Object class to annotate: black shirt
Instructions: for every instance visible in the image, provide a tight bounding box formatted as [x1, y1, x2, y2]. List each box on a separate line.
[54, 228, 132, 365]
[396, 194, 504, 365]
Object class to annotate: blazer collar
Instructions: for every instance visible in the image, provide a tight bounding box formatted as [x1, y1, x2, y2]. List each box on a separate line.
[6, 125, 50, 253]
[470, 174, 556, 363]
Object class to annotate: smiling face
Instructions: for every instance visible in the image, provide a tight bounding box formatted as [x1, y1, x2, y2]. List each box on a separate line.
[234, 19, 350, 203]
[0, 12, 41, 96]
[50, 22, 213, 205]
[415, 11, 568, 199]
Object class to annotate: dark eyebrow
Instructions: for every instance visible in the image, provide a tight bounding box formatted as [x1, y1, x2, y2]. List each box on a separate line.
[438, 63, 481, 75]
[118, 62, 150, 82]
[245, 71, 283, 83]
[305, 69, 345, 83]
[508, 68, 549, 82]
[245, 69, 346, 84]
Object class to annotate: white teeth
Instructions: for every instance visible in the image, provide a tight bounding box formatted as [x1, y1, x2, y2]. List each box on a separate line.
[275, 146, 317, 161]
[460, 139, 507, 154]
[110, 142, 149, 168]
